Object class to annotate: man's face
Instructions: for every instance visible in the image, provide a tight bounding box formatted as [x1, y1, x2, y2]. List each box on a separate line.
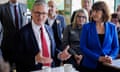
[48, 1, 56, 15]
[82, 0, 91, 11]
[31, 5, 48, 25]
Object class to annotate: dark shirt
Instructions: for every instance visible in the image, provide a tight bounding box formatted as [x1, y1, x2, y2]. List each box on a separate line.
[98, 34, 105, 46]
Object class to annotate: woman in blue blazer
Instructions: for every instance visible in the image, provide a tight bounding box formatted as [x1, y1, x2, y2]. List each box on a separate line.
[80, 1, 119, 72]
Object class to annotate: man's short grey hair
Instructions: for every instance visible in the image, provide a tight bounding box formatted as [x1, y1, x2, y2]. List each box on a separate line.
[32, 1, 48, 11]
[48, 0, 57, 7]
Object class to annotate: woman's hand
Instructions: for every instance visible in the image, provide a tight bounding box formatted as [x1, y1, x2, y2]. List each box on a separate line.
[74, 55, 83, 65]
[99, 55, 112, 64]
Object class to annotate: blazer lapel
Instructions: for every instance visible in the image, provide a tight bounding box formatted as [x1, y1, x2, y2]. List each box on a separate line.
[102, 22, 109, 48]
[93, 22, 102, 48]
[6, 2, 14, 26]
[44, 25, 55, 57]
[55, 16, 62, 39]
[45, 19, 49, 25]
[27, 23, 39, 55]
[93, 22, 109, 51]
[29, 23, 40, 55]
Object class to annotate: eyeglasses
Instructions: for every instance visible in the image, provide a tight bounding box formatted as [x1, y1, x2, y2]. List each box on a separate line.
[33, 11, 48, 16]
[77, 15, 86, 19]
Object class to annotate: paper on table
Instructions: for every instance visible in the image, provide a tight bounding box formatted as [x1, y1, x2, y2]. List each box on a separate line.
[105, 59, 120, 68]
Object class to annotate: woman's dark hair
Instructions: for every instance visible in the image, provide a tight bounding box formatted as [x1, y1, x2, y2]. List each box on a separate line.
[111, 13, 120, 23]
[90, 1, 110, 22]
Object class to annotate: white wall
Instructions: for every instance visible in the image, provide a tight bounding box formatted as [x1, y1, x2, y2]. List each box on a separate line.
[0, 0, 8, 4]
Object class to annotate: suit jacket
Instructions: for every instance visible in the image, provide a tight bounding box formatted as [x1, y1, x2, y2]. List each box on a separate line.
[0, 22, 3, 47]
[62, 24, 82, 55]
[62, 24, 83, 70]
[80, 22, 119, 69]
[16, 22, 57, 72]
[0, 2, 27, 62]
[46, 14, 66, 51]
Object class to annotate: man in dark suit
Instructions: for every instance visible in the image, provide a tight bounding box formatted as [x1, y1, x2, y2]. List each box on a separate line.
[0, 22, 3, 59]
[0, 0, 28, 68]
[46, 1, 66, 66]
[0, 22, 3, 48]
[16, 2, 59, 72]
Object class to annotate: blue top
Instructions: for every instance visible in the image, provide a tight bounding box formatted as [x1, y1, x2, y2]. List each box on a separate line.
[80, 21, 119, 69]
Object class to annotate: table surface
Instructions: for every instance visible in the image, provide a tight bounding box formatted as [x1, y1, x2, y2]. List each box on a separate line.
[31, 65, 79, 72]
[104, 59, 120, 69]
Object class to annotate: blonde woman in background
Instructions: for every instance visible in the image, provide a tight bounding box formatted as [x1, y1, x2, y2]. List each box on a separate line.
[59, 8, 88, 71]
[71, 0, 92, 23]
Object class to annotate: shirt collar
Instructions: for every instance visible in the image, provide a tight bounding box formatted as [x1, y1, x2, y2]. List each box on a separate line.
[9, 2, 18, 7]
[32, 20, 45, 31]
[48, 14, 58, 20]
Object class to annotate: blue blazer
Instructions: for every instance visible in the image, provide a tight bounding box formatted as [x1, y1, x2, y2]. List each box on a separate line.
[16, 22, 57, 72]
[80, 22, 119, 69]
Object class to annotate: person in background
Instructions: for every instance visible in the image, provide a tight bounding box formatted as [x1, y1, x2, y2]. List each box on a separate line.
[0, 57, 10, 72]
[0, 22, 3, 61]
[111, 13, 120, 30]
[71, 0, 92, 23]
[0, 0, 28, 71]
[0, 22, 10, 72]
[46, 0, 66, 66]
[81, 0, 92, 14]
[0, 22, 3, 48]
[61, 9, 88, 71]
[16, 2, 59, 72]
[80, 1, 119, 72]
[111, 13, 120, 58]
[116, 4, 120, 21]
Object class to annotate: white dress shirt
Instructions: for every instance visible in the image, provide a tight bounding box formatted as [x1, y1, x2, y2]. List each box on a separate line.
[32, 20, 51, 57]
[48, 14, 57, 27]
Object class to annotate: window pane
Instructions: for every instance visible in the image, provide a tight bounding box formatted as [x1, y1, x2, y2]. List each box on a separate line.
[72, 0, 81, 15]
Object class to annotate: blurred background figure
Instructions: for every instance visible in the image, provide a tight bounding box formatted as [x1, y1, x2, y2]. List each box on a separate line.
[71, 0, 92, 23]
[111, 13, 120, 31]
[0, 0, 28, 71]
[61, 8, 88, 71]
[0, 22, 3, 47]
[0, 57, 10, 72]
[0, 23, 10, 72]
[46, 0, 66, 66]
[116, 4, 120, 14]
[81, 0, 92, 15]
[111, 13, 120, 58]
[80, 1, 119, 72]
